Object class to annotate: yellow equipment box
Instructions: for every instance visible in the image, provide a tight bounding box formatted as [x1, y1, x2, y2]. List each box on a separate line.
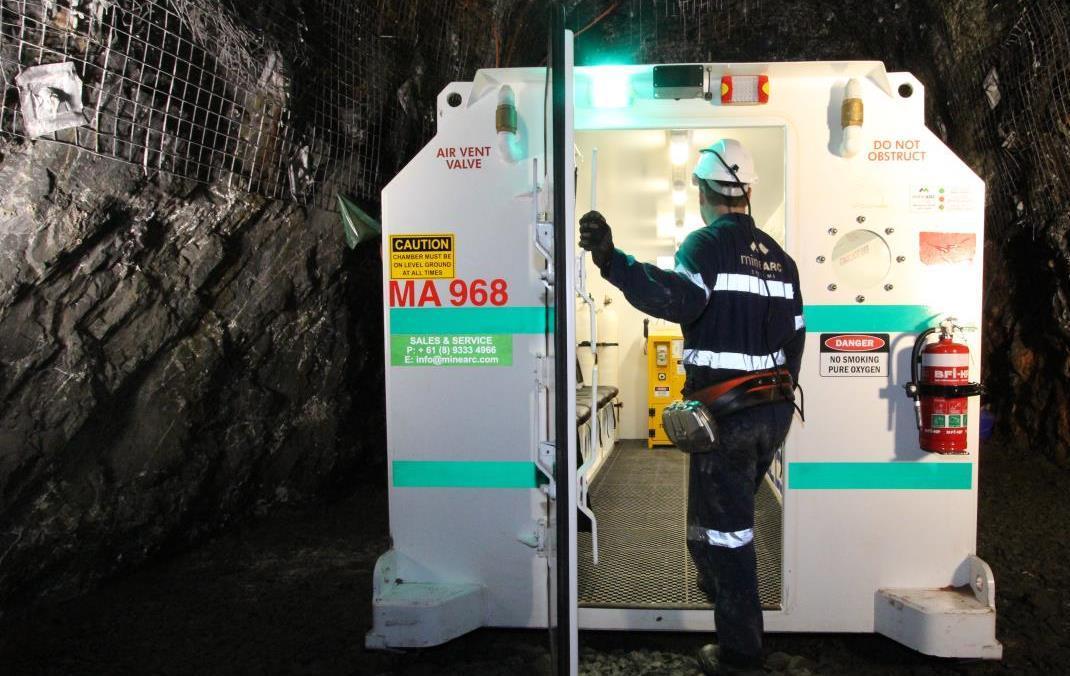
[647, 327, 686, 447]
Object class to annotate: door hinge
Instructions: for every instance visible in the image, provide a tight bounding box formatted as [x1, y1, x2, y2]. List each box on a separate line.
[536, 354, 553, 389]
[517, 517, 549, 557]
[537, 440, 556, 498]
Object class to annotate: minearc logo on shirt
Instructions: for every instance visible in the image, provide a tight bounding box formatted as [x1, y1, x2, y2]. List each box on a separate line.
[739, 253, 783, 273]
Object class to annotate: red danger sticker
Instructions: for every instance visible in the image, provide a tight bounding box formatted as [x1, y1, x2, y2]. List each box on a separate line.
[820, 333, 889, 377]
[822, 334, 887, 352]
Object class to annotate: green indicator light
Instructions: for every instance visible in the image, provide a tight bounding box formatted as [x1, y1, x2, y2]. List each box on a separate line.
[590, 68, 632, 109]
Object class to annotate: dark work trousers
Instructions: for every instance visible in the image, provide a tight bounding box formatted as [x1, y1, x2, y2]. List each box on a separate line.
[686, 401, 793, 667]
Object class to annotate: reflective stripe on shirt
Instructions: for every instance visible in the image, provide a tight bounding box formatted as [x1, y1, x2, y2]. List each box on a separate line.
[712, 273, 795, 299]
[674, 264, 710, 298]
[682, 348, 786, 372]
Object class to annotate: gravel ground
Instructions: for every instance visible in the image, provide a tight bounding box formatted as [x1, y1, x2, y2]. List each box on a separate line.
[1, 439, 1067, 675]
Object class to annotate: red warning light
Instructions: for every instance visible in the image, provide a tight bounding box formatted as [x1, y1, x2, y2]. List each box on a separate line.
[720, 75, 769, 104]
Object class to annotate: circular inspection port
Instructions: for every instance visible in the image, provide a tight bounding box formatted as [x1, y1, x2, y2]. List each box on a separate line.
[898, 83, 914, 98]
[446, 92, 463, 107]
[831, 229, 892, 289]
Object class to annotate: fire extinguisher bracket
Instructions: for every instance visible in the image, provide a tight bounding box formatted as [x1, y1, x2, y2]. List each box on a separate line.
[915, 382, 985, 398]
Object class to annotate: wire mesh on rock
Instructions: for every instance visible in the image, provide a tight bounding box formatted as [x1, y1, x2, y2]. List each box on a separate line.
[0, 0, 485, 209]
[981, 0, 1070, 241]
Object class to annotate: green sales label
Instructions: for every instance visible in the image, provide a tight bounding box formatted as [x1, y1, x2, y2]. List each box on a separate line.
[932, 414, 946, 429]
[948, 414, 963, 428]
[391, 334, 513, 367]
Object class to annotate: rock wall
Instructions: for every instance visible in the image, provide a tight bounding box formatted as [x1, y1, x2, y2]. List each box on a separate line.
[0, 139, 384, 612]
[959, 2, 1070, 465]
[0, 0, 496, 615]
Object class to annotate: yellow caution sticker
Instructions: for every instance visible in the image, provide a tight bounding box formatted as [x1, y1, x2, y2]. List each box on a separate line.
[389, 234, 455, 279]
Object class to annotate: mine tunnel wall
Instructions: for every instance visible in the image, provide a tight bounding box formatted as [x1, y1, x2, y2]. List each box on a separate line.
[0, 0, 493, 613]
[1, 0, 1068, 615]
[0, 142, 386, 611]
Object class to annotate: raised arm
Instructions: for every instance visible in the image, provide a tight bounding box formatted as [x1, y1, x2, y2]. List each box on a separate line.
[579, 211, 710, 325]
[782, 258, 806, 382]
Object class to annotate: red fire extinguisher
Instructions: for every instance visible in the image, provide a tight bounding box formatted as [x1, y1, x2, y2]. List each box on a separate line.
[905, 320, 984, 454]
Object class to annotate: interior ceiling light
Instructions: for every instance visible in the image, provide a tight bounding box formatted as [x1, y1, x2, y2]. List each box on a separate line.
[672, 175, 687, 207]
[670, 140, 689, 166]
[656, 214, 676, 239]
[668, 129, 690, 166]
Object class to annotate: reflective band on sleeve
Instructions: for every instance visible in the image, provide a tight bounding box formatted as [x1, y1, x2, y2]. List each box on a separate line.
[674, 264, 710, 298]
[712, 273, 794, 299]
[688, 525, 754, 548]
[683, 349, 786, 372]
[794, 314, 805, 330]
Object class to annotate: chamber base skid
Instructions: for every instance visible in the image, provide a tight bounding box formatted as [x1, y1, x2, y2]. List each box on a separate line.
[365, 550, 485, 650]
[875, 555, 1002, 659]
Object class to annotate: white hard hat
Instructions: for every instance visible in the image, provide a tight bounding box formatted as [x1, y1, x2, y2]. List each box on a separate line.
[691, 138, 758, 197]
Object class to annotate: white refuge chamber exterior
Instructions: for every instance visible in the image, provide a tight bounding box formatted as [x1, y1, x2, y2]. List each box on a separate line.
[367, 56, 1001, 666]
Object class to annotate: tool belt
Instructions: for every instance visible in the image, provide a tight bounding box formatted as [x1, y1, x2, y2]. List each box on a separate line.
[685, 369, 795, 420]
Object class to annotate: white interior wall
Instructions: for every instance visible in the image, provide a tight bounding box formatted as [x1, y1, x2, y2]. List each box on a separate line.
[575, 127, 787, 439]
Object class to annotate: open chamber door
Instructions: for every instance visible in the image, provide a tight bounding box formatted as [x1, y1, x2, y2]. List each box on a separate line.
[545, 4, 578, 675]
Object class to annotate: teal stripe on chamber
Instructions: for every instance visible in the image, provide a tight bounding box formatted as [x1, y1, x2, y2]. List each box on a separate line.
[390, 306, 547, 334]
[393, 460, 539, 488]
[802, 305, 937, 333]
[788, 461, 972, 490]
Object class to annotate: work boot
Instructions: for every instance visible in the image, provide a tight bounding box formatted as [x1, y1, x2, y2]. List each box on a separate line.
[697, 644, 766, 676]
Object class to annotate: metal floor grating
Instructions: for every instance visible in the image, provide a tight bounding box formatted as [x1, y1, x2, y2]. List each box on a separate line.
[578, 440, 783, 609]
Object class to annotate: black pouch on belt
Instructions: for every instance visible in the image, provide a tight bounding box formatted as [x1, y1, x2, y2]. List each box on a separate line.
[662, 370, 794, 453]
[662, 400, 719, 454]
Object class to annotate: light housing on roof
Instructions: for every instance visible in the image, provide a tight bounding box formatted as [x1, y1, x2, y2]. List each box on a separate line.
[653, 64, 705, 99]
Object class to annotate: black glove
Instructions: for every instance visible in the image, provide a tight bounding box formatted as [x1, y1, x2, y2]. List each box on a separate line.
[579, 210, 614, 269]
